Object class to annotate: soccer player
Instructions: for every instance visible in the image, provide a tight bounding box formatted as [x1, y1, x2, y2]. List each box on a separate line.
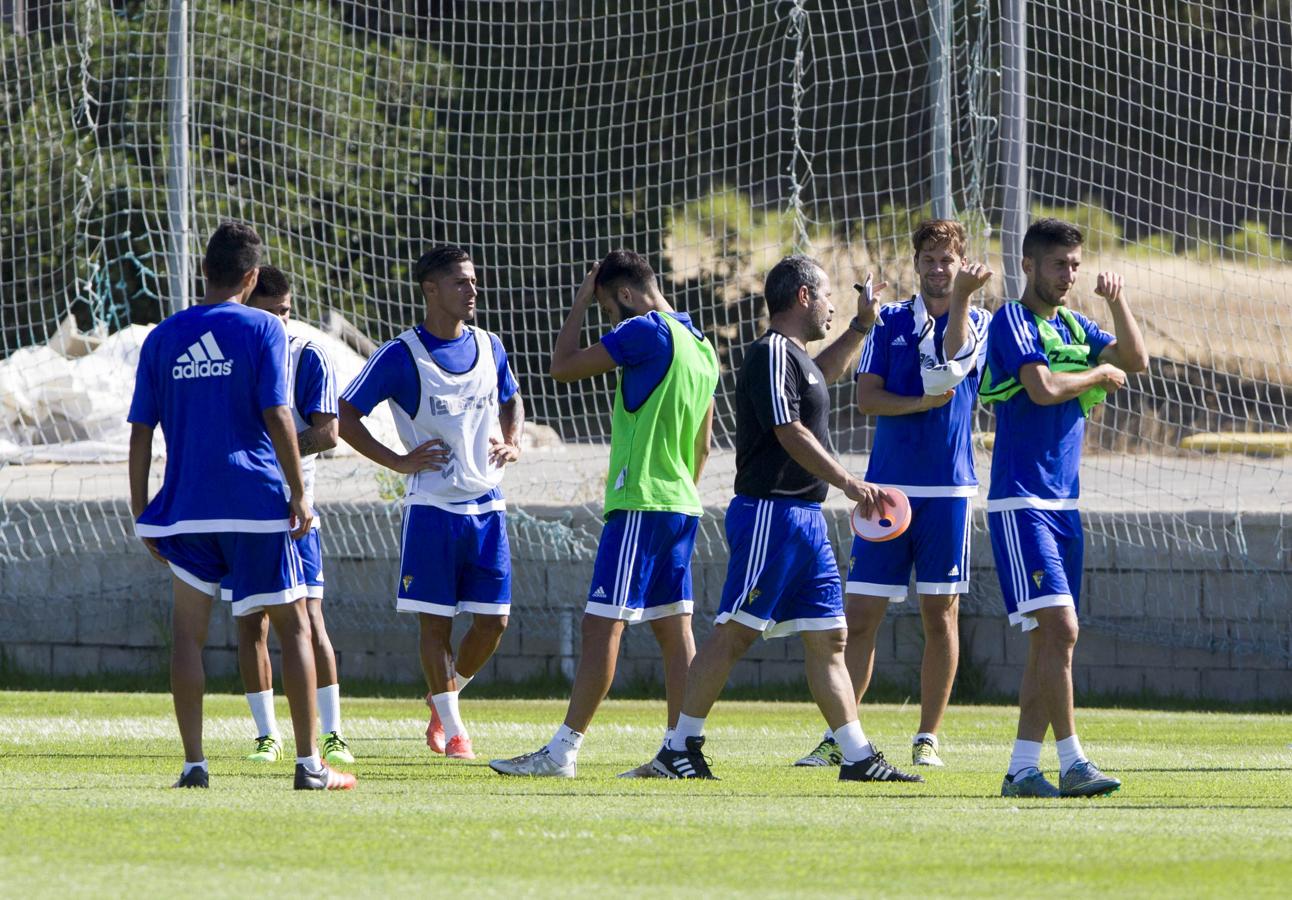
[127, 222, 355, 790]
[794, 220, 992, 770]
[235, 265, 354, 768]
[651, 254, 923, 783]
[980, 218, 1147, 797]
[339, 245, 523, 761]
[488, 250, 719, 778]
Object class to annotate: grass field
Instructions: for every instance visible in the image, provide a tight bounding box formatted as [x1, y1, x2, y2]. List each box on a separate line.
[2, 692, 1290, 898]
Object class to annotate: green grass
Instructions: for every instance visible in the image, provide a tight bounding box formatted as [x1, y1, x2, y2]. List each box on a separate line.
[2, 692, 1290, 897]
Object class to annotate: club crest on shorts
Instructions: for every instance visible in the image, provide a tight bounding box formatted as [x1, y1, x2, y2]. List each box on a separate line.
[747, 588, 761, 604]
[1031, 569, 1044, 588]
[402, 574, 414, 592]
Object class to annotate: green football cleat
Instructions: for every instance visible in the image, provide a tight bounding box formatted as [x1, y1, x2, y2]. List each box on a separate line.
[1000, 768, 1061, 798]
[1059, 760, 1121, 797]
[794, 737, 843, 767]
[246, 734, 282, 762]
[321, 731, 355, 766]
[911, 737, 945, 767]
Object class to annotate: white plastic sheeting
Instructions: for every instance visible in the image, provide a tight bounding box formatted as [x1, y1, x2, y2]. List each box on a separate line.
[0, 318, 396, 464]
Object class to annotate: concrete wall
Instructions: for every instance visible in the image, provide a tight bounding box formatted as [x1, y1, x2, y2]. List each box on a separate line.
[2, 503, 1289, 704]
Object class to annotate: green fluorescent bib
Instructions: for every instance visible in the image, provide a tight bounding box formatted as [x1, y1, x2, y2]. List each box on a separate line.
[605, 314, 719, 517]
[979, 303, 1107, 417]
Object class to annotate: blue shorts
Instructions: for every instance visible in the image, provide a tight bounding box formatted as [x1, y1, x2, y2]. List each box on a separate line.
[715, 495, 844, 639]
[220, 528, 324, 604]
[157, 531, 305, 617]
[988, 506, 1083, 632]
[298, 528, 324, 598]
[586, 510, 698, 623]
[846, 495, 971, 601]
[396, 504, 511, 618]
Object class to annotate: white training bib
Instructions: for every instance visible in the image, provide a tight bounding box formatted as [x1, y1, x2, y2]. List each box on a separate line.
[390, 326, 506, 512]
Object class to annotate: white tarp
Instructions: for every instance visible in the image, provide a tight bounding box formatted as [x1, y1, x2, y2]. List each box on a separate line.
[0, 318, 398, 464]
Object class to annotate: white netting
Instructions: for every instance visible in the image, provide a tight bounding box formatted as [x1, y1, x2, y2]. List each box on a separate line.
[1, 1, 1288, 662]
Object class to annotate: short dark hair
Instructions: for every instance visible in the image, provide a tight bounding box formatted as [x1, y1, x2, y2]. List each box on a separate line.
[250, 264, 290, 300]
[204, 221, 263, 289]
[912, 219, 967, 257]
[1022, 218, 1083, 260]
[764, 254, 824, 316]
[593, 250, 658, 294]
[413, 245, 472, 283]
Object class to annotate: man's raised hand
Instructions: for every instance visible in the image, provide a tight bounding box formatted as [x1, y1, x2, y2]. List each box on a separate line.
[1094, 271, 1124, 305]
[953, 262, 993, 298]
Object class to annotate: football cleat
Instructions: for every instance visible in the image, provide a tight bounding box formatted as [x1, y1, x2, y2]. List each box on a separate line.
[321, 731, 354, 766]
[445, 734, 476, 760]
[293, 763, 357, 791]
[1000, 768, 1061, 798]
[172, 767, 209, 789]
[489, 748, 575, 778]
[794, 737, 843, 767]
[424, 693, 446, 754]
[650, 736, 717, 779]
[839, 751, 924, 783]
[1059, 760, 1121, 798]
[911, 737, 945, 767]
[246, 734, 281, 762]
[617, 760, 664, 778]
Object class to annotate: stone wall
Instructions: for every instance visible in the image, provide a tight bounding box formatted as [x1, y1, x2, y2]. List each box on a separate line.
[2, 503, 1288, 704]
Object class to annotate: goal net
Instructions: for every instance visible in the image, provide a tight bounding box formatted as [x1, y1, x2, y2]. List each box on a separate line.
[1, 1, 1288, 672]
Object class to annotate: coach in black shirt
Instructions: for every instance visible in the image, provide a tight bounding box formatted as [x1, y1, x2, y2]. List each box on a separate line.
[652, 255, 923, 783]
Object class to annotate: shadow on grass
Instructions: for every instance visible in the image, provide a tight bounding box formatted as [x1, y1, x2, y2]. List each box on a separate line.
[3, 652, 1290, 714]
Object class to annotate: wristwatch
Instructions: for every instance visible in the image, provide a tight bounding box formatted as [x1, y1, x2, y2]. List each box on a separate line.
[848, 317, 873, 335]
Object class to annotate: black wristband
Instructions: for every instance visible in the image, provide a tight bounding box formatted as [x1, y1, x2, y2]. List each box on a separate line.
[848, 317, 872, 335]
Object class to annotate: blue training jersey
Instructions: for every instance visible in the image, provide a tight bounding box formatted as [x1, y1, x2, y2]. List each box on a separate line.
[600, 310, 704, 411]
[983, 301, 1114, 508]
[128, 302, 292, 536]
[855, 300, 991, 495]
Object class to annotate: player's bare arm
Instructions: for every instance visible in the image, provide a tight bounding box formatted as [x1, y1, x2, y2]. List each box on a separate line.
[297, 411, 338, 458]
[855, 372, 954, 416]
[489, 393, 525, 467]
[1089, 272, 1149, 374]
[1017, 360, 1126, 406]
[338, 398, 450, 474]
[944, 262, 991, 360]
[813, 275, 886, 384]
[771, 420, 891, 517]
[127, 422, 165, 564]
[263, 404, 313, 538]
[692, 398, 715, 485]
[550, 264, 617, 382]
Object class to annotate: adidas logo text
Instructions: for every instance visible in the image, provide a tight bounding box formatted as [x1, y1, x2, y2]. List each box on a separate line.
[892, 335, 908, 346]
[591, 586, 607, 598]
[173, 332, 233, 380]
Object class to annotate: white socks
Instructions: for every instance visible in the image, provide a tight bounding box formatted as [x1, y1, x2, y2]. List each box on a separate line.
[662, 729, 675, 751]
[668, 714, 706, 751]
[1007, 736, 1088, 776]
[431, 690, 467, 740]
[1008, 739, 1044, 777]
[833, 720, 873, 764]
[1056, 735, 1088, 775]
[297, 754, 322, 773]
[454, 669, 474, 692]
[182, 759, 207, 776]
[823, 728, 834, 742]
[545, 724, 584, 766]
[913, 732, 938, 747]
[317, 683, 341, 735]
[245, 690, 279, 739]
